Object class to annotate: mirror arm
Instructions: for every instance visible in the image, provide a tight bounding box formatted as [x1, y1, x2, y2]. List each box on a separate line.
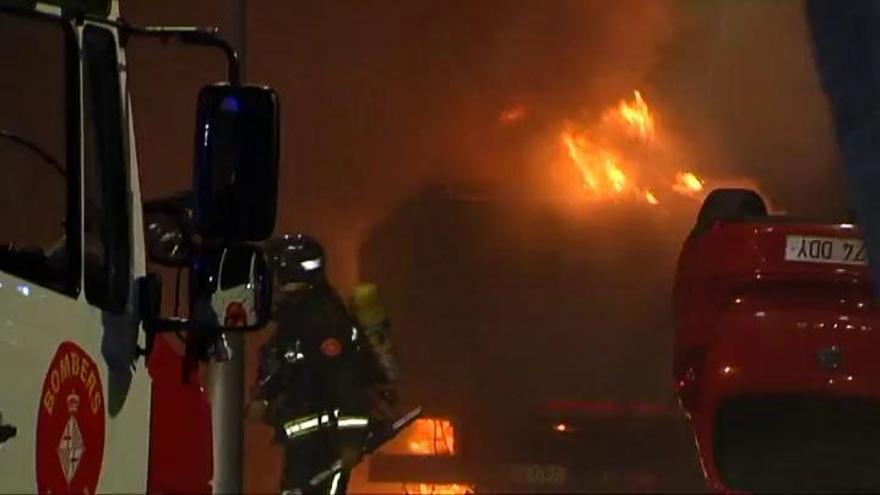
[145, 316, 194, 334]
[99, 19, 241, 85]
[3, 10, 240, 85]
[128, 26, 240, 85]
[140, 315, 225, 366]
[137, 274, 198, 360]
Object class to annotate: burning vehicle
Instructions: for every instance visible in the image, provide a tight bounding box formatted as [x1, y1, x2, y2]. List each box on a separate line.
[674, 188, 880, 492]
[348, 91, 714, 493]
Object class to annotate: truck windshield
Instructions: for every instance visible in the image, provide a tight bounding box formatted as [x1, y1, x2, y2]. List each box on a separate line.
[0, 11, 77, 295]
[0, 130, 65, 178]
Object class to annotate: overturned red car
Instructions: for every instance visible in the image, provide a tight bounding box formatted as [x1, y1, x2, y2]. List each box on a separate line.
[673, 188, 880, 492]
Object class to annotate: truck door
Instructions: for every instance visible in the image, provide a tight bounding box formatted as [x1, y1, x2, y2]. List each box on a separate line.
[0, 8, 151, 493]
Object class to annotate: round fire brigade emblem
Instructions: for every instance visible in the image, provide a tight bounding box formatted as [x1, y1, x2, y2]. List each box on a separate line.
[224, 301, 249, 327]
[36, 342, 105, 495]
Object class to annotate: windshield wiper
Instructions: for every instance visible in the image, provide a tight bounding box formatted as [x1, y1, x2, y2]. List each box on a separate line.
[0, 129, 65, 178]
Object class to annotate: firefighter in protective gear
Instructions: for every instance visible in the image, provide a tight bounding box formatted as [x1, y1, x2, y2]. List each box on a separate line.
[248, 234, 399, 494]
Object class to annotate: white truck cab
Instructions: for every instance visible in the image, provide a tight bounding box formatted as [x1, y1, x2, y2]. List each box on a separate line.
[0, 1, 278, 493]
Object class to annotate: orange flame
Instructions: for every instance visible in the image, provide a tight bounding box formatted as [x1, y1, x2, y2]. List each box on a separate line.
[606, 161, 627, 192]
[562, 132, 625, 195]
[613, 90, 655, 141]
[560, 90, 708, 206]
[673, 172, 704, 195]
[359, 419, 467, 495]
[381, 418, 456, 456]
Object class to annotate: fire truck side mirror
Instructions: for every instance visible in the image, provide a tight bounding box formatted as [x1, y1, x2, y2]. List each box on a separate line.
[193, 83, 279, 242]
[191, 244, 272, 331]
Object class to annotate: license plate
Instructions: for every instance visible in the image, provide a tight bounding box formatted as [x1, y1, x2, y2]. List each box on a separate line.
[785, 235, 867, 266]
[509, 464, 567, 485]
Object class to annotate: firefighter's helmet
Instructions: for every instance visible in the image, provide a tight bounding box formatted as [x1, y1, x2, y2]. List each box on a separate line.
[265, 234, 326, 290]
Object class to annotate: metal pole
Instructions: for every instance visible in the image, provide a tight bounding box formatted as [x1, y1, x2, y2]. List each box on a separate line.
[211, 1, 247, 493]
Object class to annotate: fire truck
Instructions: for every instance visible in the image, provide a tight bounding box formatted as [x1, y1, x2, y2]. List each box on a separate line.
[674, 188, 880, 492]
[0, 1, 278, 493]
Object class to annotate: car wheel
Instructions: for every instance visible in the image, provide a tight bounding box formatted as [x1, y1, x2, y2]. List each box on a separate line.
[691, 188, 767, 238]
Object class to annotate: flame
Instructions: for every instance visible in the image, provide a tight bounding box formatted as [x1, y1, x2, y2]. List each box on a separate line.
[561, 128, 659, 204]
[356, 419, 466, 494]
[562, 132, 626, 195]
[381, 418, 456, 456]
[606, 162, 626, 192]
[613, 90, 655, 141]
[559, 90, 710, 206]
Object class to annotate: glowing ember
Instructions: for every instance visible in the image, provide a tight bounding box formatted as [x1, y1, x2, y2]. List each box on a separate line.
[363, 419, 467, 495]
[673, 172, 704, 194]
[645, 191, 659, 205]
[553, 422, 569, 432]
[381, 418, 456, 456]
[404, 483, 476, 495]
[499, 104, 527, 125]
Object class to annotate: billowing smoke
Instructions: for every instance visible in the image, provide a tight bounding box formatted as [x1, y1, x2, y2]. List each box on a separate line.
[648, 1, 845, 218]
[242, 1, 843, 287]
[128, 0, 844, 281]
[125, 0, 847, 412]
[241, 0, 678, 287]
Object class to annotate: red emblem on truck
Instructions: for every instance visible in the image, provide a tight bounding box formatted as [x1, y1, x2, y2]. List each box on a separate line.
[320, 338, 342, 357]
[36, 342, 106, 495]
[224, 301, 248, 327]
